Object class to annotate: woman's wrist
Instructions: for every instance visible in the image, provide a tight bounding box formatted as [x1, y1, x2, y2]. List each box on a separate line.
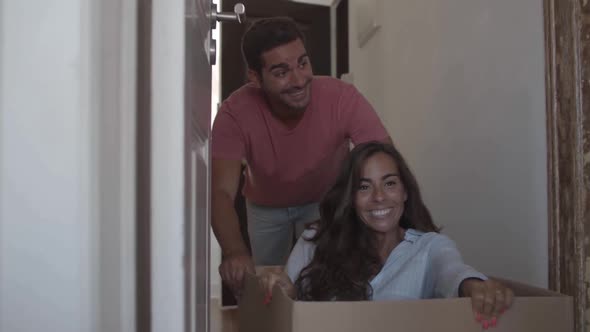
[459, 278, 484, 297]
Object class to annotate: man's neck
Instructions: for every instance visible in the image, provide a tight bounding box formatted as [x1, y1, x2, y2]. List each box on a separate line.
[267, 100, 306, 130]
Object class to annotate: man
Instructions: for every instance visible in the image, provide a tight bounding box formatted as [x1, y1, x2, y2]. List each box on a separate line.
[212, 17, 392, 295]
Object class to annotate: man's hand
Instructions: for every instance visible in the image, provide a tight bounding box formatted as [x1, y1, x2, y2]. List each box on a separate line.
[219, 252, 255, 298]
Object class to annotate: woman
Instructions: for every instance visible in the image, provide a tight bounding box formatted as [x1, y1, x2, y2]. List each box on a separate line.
[260, 141, 513, 329]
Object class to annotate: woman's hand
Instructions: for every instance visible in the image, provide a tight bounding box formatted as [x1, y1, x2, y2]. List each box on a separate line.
[258, 270, 296, 303]
[460, 278, 514, 329]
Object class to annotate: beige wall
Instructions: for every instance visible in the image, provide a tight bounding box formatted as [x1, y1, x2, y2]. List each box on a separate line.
[349, 0, 548, 287]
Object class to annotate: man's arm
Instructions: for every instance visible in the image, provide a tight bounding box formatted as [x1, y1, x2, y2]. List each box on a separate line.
[211, 158, 248, 255]
[338, 83, 392, 145]
[211, 158, 254, 293]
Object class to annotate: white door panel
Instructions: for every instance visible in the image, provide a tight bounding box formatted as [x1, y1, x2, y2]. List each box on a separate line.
[151, 0, 245, 331]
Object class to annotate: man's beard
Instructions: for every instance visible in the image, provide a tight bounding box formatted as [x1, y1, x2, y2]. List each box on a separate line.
[278, 78, 312, 110]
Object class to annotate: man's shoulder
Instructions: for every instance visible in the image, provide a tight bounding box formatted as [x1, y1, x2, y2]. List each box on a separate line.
[221, 83, 264, 115]
[311, 76, 354, 94]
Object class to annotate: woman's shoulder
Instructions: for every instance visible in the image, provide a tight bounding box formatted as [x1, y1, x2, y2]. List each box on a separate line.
[405, 229, 455, 248]
[285, 228, 318, 281]
[300, 227, 318, 239]
[292, 228, 318, 253]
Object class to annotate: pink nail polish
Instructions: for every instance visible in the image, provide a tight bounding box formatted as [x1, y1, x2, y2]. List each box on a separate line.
[483, 321, 489, 330]
[491, 317, 497, 327]
[476, 313, 482, 322]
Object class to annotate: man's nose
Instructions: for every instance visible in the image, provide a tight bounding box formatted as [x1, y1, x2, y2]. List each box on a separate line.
[291, 68, 307, 87]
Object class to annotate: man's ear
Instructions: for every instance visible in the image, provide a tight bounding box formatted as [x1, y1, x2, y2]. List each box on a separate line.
[247, 69, 262, 88]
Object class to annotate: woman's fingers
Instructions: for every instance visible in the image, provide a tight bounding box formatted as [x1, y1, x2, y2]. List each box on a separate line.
[259, 272, 281, 303]
[503, 287, 514, 310]
[482, 284, 497, 317]
[466, 279, 514, 329]
[258, 271, 296, 303]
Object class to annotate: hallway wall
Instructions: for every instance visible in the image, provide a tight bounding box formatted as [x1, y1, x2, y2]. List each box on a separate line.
[348, 0, 548, 287]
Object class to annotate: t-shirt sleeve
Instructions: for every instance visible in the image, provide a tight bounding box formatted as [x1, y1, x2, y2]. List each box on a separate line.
[339, 84, 390, 144]
[428, 234, 488, 298]
[211, 104, 246, 160]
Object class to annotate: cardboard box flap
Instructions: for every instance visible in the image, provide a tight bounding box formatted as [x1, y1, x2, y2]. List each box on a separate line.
[239, 273, 293, 332]
[291, 296, 572, 332]
[491, 276, 565, 297]
[239, 272, 573, 332]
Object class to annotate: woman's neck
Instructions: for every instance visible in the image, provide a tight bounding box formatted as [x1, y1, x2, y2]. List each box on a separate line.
[374, 228, 406, 263]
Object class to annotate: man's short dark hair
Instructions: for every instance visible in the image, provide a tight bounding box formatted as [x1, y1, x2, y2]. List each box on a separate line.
[241, 17, 306, 74]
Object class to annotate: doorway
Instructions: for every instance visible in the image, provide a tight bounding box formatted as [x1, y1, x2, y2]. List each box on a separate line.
[215, 0, 349, 307]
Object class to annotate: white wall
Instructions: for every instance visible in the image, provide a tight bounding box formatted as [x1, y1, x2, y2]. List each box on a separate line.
[349, 0, 548, 287]
[97, 1, 137, 332]
[0, 1, 99, 331]
[0, 1, 136, 331]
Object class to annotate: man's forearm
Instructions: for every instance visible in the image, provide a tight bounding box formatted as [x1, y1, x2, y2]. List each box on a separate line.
[211, 191, 250, 257]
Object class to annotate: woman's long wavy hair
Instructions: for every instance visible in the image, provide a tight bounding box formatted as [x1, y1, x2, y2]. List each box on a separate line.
[294, 141, 439, 301]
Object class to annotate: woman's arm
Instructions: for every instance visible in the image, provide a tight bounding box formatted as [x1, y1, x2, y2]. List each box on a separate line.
[428, 234, 487, 298]
[429, 234, 513, 329]
[259, 229, 317, 302]
[285, 229, 317, 283]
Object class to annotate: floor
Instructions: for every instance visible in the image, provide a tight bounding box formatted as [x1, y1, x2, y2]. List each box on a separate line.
[210, 298, 239, 332]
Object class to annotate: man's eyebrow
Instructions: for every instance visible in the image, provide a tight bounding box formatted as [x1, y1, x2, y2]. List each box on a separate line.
[269, 63, 289, 71]
[297, 54, 309, 62]
[268, 53, 309, 72]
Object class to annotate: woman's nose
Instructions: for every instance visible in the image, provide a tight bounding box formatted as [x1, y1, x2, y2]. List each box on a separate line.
[372, 188, 385, 202]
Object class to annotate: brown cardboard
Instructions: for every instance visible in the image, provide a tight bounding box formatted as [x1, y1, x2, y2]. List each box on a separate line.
[239, 270, 573, 332]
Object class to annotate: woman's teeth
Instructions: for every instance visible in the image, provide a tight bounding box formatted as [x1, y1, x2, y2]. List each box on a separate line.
[371, 209, 392, 217]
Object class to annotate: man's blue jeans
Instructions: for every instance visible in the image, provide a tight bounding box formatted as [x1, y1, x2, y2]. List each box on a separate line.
[246, 201, 320, 266]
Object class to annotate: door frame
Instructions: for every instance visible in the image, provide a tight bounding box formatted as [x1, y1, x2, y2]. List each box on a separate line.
[136, 0, 152, 332]
[93, 0, 138, 332]
[544, 0, 589, 331]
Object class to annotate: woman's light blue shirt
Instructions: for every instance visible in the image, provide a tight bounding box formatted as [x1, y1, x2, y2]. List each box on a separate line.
[285, 228, 487, 300]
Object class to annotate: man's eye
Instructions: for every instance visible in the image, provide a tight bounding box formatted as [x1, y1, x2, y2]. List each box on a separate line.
[298, 61, 308, 68]
[274, 71, 287, 77]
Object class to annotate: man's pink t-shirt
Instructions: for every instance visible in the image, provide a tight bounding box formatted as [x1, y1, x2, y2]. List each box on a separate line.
[212, 76, 389, 207]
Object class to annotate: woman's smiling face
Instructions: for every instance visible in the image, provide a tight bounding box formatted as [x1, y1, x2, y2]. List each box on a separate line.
[354, 152, 408, 235]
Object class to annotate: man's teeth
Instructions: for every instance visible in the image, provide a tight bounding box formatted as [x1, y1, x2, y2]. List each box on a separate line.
[371, 209, 392, 217]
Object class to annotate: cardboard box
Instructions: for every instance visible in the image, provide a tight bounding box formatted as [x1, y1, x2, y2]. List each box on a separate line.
[239, 269, 573, 332]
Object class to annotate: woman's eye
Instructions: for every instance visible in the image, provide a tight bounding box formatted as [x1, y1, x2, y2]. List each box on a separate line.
[358, 184, 369, 191]
[385, 181, 397, 187]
